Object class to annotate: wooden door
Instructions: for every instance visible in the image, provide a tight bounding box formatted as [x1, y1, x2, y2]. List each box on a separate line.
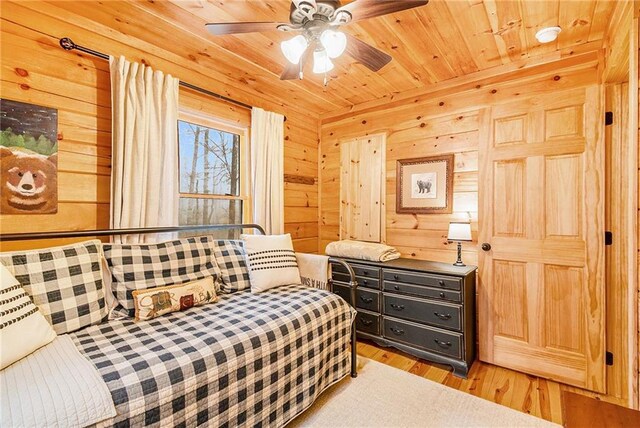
[478, 86, 606, 392]
[340, 134, 386, 242]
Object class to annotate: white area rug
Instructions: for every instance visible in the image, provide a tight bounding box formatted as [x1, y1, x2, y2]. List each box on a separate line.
[289, 358, 559, 428]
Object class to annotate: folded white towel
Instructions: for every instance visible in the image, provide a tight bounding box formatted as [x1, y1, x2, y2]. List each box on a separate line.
[325, 240, 401, 262]
[296, 252, 329, 290]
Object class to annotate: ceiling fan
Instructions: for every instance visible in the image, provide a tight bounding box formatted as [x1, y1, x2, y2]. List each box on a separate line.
[205, 0, 429, 84]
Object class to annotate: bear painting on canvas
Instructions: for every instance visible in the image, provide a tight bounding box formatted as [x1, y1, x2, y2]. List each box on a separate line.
[0, 99, 58, 214]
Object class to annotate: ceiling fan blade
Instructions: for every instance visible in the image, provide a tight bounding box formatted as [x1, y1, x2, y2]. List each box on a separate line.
[344, 34, 392, 72]
[335, 0, 428, 22]
[280, 43, 315, 80]
[205, 22, 283, 35]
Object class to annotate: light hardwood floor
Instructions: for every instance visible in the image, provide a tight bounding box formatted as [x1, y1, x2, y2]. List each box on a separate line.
[357, 340, 630, 426]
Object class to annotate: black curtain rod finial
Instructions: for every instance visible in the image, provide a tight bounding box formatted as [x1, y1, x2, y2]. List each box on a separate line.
[60, 37, 76, 51]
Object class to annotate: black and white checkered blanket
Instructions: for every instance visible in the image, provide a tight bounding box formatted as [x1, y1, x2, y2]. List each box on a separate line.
[71, 285, 355, 427]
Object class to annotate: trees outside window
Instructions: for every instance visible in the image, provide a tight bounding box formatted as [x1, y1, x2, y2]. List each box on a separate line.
[177, 112, 249, 238]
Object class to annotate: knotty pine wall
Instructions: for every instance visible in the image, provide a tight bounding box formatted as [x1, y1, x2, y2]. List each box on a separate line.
[320, 54, 600, 264]
[320, 51, 639, 405]
[0, 1, 319, 253]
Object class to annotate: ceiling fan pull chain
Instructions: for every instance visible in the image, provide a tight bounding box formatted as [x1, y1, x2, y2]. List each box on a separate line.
[323, 71, 328, 87]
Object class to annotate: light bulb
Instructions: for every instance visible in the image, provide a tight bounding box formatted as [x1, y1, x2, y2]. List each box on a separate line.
[320, 29, 347, 59]
[281, 35, 308, 64]
[313, 49, 334, 74]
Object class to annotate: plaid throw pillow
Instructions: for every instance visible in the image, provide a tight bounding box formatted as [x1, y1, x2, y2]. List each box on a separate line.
[103, 236, 221, 317]
[212, 240, 251, 293]
[0, 240, 107, 335]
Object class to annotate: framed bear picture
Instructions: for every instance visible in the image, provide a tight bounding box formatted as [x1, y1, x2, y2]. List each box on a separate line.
[0, 99, 58, 214]
[396, 154, 454, 214]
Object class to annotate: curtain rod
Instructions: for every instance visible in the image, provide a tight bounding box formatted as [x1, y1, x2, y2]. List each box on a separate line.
[0, 224, 266, 242]
[59, 37, 254, 111]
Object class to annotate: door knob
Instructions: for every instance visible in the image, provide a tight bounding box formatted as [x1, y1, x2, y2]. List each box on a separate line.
[481, 243, 491, 251]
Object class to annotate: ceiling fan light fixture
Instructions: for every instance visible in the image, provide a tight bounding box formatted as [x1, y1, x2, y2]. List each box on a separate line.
[320, 29, 347, 59]
[535, 26, 561, 43]
[281, 34, 308, 64]
[313, 49, 334, 74]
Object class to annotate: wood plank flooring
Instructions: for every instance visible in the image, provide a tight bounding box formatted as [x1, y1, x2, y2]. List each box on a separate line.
[357, 340, 632, 426]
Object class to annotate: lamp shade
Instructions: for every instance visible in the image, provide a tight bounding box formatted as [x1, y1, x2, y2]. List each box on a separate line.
[281, 35, 308, 64]
[313, 49, 334, 74]
[447, 222, 472, 242]
[320, 29, 347, 59]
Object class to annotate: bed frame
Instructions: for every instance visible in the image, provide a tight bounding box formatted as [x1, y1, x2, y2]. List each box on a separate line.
[0, 224, 359, 377]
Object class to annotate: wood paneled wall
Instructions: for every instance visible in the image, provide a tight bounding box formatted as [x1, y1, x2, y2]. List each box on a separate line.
[0, 1, 319, 253]
[320, 54, 600, 265]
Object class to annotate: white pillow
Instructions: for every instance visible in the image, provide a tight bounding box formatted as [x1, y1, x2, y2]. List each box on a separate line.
[241, 234, 301, 293]
[0, 264, 56, 370]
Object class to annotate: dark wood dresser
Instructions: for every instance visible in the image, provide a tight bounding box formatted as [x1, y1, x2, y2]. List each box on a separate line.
[330, 257, 477, 378]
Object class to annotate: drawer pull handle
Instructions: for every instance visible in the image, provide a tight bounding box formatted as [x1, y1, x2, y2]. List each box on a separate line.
[390, 304, 405, 311]
[390, 327, 405, 335]
[359, 318, 373, 326]
[360, 296, 373, 304]
[439, 292, 446, 298]
[394, 285, 400, 291]
[393, 275, 399, 280]
[434, 339, 452, 348]
[434, 312, 452, 320]
[362, 271, 368, 276]
[438, 280, 446, 287]
[362, 279, 368, 285]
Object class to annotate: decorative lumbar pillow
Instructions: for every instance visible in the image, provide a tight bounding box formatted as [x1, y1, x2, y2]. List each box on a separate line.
[0, 264, 56, 369]
[104, 236, 221, 317]
[241, 234, 301, 293]
[211, 240, 251, 293]
[0, 240, 107, 335]
[132, 276, 217, 321]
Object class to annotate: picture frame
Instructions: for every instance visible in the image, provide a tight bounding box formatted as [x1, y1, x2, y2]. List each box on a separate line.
[396, 154, 454, 214]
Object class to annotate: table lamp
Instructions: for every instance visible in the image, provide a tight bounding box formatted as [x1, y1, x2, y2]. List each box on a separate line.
[447, 222, 472, 267]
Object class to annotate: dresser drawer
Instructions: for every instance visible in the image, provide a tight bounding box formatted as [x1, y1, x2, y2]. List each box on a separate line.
[383, 280, 462, 303]
[332, 272, 380, 290]
[333, 263, 380, 280]
[334, 284, 380, 312]
[383, 294, 462, 331]
[356, 310, 380, 335]
[383, 269, 462, 291]
[383, 316, 462, 359]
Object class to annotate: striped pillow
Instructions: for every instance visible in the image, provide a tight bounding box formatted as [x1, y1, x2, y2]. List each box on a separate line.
[0, 264, 56, 369]
[241, 234, 301, 293]
[0, 240, 107, 335]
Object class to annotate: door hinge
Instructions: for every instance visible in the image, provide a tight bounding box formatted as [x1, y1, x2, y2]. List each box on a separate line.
[605, 111, 613, 126]
[606, 351, 614, 366]
[605, 231, 613, 245]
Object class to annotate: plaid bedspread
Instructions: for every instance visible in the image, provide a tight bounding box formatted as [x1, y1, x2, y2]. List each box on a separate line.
[70, 285, 355, 427]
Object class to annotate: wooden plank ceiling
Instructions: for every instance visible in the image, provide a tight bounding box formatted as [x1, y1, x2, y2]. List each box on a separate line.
[60, 0, 615, 116]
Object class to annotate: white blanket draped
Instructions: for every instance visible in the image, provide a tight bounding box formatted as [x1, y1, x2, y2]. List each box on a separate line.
[1, 335, 116, 428]
[296, 253, 329, 290]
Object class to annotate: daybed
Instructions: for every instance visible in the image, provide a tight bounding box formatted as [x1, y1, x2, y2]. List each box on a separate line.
[0, 224, 358, 428]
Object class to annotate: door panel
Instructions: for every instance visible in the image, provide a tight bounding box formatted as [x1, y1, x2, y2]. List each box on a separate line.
[339, 134, 386, 242]
[478, 86, 605, 392]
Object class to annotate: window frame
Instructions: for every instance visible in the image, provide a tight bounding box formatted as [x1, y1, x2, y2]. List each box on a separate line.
[177, 109, 252, 225]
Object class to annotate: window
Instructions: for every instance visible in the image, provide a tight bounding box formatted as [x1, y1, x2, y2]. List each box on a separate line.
[177, 111, 250, 236]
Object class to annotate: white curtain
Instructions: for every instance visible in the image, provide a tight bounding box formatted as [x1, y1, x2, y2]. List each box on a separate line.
[109, 55, 179, 243]
[250, 107, 285, 234]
